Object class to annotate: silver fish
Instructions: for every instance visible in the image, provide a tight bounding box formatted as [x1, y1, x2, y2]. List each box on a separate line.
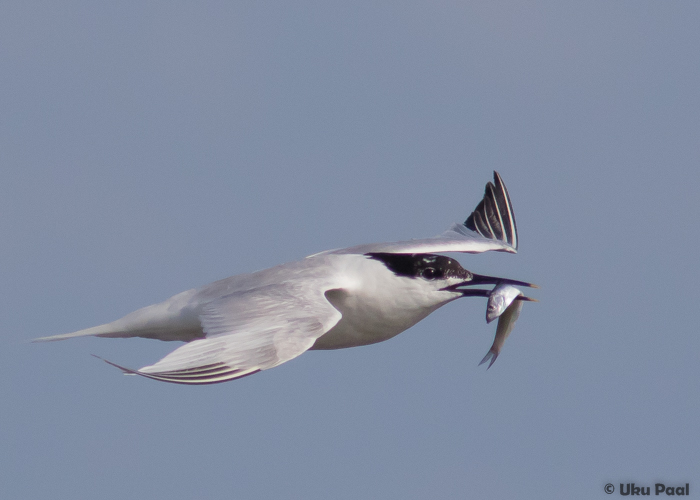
[486, 283, 523, 323]
[479, 297, 525, 369]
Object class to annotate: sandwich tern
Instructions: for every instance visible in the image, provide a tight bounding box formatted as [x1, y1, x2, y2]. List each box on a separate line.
[35, 171, 536, 384]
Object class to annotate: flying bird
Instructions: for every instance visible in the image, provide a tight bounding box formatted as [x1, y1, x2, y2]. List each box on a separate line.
[35, 172, 536, 384]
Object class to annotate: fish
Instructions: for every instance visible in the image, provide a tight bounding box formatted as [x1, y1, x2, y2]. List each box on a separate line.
[486, 282, 524, 323]
[479, 297, 526, 369]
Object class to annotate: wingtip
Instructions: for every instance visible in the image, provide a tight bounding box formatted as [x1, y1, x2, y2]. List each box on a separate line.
[91, 354, 138, 375]
[464, 171, 518, 252]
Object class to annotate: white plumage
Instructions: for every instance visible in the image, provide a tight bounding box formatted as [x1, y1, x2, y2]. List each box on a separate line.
[35, 172, 536, 384]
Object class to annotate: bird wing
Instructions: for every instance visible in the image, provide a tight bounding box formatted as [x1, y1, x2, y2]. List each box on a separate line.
[321, 171, 519, 256]
[100, 282, 343, 384]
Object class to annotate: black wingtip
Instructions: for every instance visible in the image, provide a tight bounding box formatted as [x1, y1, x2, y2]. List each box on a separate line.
[91, 354, 138, 375]
[91, 354, 261, 385]
[464, 171, 518, 251]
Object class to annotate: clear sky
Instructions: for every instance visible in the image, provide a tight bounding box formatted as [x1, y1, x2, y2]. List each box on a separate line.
[2, 2, 699, 499]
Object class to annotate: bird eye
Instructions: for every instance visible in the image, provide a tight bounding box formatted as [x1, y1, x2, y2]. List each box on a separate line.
[421, 267, 441, 280]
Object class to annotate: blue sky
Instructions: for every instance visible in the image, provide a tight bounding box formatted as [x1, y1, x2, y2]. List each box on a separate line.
[2, 2, 699, 499]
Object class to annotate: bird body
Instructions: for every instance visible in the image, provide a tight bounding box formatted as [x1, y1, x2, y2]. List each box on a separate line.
[311, 254, 466, 350]
[35, 172, 536, 384]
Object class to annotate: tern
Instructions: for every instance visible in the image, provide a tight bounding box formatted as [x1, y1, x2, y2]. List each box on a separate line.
[35, 172, 536, 384]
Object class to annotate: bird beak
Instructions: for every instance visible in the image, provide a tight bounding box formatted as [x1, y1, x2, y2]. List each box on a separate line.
[441, 273, 538, 293]
[465, 273, 539, 289]
[453, 288, 538, 302]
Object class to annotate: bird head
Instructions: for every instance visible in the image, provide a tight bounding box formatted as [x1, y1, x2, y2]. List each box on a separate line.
[365, 252, 537, 294]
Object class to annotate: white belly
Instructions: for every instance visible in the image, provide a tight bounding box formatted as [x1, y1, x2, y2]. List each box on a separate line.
[310, 287, 446, 350]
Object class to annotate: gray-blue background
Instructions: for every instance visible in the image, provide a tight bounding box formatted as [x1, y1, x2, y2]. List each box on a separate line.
[2, 2, 698, 499]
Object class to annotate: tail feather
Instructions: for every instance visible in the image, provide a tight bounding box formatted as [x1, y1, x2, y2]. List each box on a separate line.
[33, 322, 125, 342]
[33, 290, 205, 343]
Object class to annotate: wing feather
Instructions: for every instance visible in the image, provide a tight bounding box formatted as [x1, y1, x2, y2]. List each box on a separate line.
[97, 283, 342, 385]
[321, 171, 519, 256]
[494, 171, 518, 249]
[483, 185, 501, 240]
[464, 171, 518, 251]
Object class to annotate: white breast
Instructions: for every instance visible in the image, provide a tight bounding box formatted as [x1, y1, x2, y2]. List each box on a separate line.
[311, 256, 457, 350]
